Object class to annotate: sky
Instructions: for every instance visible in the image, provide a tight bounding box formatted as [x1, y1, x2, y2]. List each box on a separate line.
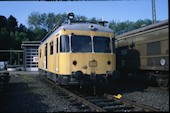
[0, 0, 169, 27]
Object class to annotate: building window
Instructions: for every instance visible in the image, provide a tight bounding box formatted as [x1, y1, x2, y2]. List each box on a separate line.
[50, 41, 53, 55]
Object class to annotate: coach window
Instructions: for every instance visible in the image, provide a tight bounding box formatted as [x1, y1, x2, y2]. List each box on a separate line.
[50, 41, 53, 55]
[60, 35, 70, 52]
[93, 36, 111, 53]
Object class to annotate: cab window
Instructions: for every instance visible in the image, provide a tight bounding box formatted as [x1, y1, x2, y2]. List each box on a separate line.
[60, 35, 70, 52]
[71, 35, 92, 53]
[93, 36, 111, 53]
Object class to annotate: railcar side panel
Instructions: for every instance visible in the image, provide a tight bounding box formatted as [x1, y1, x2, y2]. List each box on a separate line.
[115, 20, 169, 89]
[116, 24, 169, 72]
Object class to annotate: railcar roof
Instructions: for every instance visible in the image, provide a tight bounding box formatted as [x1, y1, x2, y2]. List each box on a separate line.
[41, 22, 113, 43]
[59, 23, 113, 32]
[116, 19, 168, 39]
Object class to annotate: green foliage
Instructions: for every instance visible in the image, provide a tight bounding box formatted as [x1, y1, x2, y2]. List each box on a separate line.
[31, 27, 47, 41]
[7, 15, 18, 32]
[109, 19, 152, 36]
[75, 15, 88, 21]
[0, 15, 30, 50]
[28, 12, 66, 31]
[89, 17, 100, 24]
[28, 12, 42, 29]
[0, 16, 7, 29]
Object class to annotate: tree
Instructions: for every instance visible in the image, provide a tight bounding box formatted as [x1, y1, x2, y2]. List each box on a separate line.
[31, 27, 47, 41]
[0, 15, 30, 50]
[109, 19, 152, 35]
[18, 24, 27, 33]
[134, 19, 152, 28]
[7, 15, 18, 32]
[89, 17, 98, 23]
[28, 12, 41, 29]
[46, 13, 58, 31]
[28, 12, 66, 31]
[75, 15, 87, 21]
[0, 15, 7, 29]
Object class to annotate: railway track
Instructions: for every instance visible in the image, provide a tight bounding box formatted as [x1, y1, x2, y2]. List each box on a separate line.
[41, 76, 161, 112]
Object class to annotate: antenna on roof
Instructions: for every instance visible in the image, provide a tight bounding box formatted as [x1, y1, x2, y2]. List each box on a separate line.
[99, 16, 108, 26]
[102, 16, 104, 21]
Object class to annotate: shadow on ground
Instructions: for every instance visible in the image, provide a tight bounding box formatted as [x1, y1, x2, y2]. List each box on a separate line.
[0, 78, 49, 112]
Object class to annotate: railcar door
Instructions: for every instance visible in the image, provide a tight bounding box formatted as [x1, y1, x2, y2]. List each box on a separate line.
[45, 43, 48, 69]
[55, 37, 59, 72]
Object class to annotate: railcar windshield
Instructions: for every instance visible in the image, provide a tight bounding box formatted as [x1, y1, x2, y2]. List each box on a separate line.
[71, 35, 92, 53]
[60, 35, 70, 52]
[93, 36, 111, 53]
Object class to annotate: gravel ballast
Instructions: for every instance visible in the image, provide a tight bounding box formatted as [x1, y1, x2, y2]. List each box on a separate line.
[110, 77, 169, 112]
[0, 73, 169, 112]
[0, 74, 80, 112]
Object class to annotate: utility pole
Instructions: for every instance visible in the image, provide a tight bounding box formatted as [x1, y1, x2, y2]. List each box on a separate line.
[152, 0, 156, 23]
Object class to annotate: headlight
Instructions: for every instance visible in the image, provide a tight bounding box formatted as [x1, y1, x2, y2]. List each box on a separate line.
[160, 58, 166, 66]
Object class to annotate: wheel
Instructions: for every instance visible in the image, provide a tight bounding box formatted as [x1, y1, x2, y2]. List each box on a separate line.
[156, 78, 169, 90]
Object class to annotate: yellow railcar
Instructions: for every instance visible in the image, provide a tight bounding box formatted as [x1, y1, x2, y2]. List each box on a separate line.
[38, 13, 118, 87]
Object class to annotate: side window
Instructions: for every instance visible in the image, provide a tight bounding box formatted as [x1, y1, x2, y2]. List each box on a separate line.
[50, 41, 53, 55]
[56, 38, 58, 53]
[60, 35, 70, 52]
[147, 41, 160, 55]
